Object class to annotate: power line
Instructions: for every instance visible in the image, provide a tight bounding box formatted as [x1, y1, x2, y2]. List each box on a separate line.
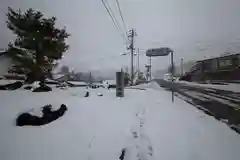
[104, 0, 120, 29]
[104, 0, 128, 42]
[100, 0, 119, 30]
[100, 0, 128, 42]
[115, 0, 128, 38]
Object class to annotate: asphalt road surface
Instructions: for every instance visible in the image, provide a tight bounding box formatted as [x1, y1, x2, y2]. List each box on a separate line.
[155, 79, 240, 134]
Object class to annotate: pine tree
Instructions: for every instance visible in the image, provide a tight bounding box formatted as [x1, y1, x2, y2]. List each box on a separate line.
[6, 7, 70, 83]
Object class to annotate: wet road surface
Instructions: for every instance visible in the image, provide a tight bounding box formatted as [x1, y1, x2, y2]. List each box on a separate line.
[155, 79, 240, 134]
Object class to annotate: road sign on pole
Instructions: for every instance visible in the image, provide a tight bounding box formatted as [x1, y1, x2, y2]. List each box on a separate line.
[145, 47, 175, 102]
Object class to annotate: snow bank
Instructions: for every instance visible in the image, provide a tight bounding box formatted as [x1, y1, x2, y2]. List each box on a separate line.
[0, 86, 240, 160]
[136, 81, 161, 90]
[0, 79, 19, 85]
[67, 81, 87, 86]
[127, 82, 161, 91]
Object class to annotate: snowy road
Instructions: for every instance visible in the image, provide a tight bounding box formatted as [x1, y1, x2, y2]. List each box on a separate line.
[156, 79, 240, 134]
[0, 83, 240, 160]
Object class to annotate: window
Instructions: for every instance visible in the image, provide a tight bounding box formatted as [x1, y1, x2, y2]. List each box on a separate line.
[219, 59, 232, 68]
[202, 60, 212, 72]
[190, 63, 202, 72]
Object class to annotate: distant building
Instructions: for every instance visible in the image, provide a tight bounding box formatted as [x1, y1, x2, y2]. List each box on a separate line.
[52, 74, 70, 82]
[181, 53, 240, 82]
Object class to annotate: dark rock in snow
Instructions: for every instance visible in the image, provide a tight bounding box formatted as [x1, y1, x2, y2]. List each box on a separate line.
[84, 91, 89, 97]
[119, 148, 126, 160]
[32, 84, 52, 92]
[16, 113, 42, 126]
[16, 104, 68, 126]
[56, 82, 68, 88]
[42, 104, 52, 115]
[0, 81, 23, 90]
[108, 84, 116, 89]
[24, 86, 32, 90]
[41, 104, 67, 124]
[92, 85, 97, 89]
[0, 85, 6, 90]
[97, 93, 103, 96]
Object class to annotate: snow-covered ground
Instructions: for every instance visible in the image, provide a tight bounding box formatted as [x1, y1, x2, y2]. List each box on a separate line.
[178, 80, 240, 93]
[0, 82, 240, 160]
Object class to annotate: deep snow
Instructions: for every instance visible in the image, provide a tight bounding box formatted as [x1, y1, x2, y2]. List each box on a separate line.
[0, 82, 240, 160]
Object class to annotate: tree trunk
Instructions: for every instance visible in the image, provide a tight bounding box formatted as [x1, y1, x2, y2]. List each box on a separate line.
[27, 45, 46, 84]
[25, 67, 45, 84]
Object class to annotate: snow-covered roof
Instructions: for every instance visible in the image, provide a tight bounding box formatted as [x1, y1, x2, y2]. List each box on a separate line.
[197, 53, 240, 62]
[52, 74, 66, 80]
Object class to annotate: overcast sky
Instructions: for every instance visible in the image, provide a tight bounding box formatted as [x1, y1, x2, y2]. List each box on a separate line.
[1, 0, 240, 73]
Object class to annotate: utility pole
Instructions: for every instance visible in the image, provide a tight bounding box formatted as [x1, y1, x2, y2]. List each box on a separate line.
[89, 72, 92, 84]
[149, 56, 152, 81]
[171, 51, 174, 102]
[181, 58, 183, 76]
[137, 48, 140, 77]
[128, 28, 135, 86]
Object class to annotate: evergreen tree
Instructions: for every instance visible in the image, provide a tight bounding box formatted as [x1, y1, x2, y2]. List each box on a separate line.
[138, 72, 146, 80]
[60, 65, 70, 74]
[124, 72, 130, 86]
[6, 7, 70, 83]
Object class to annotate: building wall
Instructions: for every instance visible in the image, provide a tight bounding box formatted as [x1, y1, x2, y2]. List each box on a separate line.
[187, 53, 240, 81]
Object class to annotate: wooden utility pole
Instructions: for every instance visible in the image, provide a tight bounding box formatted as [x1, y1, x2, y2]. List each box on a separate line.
[171, 51, 174, 102]
[149, 56, 152, 81]
[129, 29, 135, 85]
[89, 72, 92, 84]
[126, 29, 136, 85]
[181, 58, 183, 76]
[137, 48, 140, 77]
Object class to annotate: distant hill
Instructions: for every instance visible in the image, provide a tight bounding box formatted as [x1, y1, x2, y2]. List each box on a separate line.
[68, 70, 117, 83]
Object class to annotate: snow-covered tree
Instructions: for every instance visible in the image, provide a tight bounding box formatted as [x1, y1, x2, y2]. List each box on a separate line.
[6, 7, 70, 83]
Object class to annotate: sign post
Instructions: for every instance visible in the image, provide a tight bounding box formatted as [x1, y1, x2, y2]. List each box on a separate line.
[146, 47, 175, 102]
[116, 71, 124, 97]
[170, 51, 174, 102]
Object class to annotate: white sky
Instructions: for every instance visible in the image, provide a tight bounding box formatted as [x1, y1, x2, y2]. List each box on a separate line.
[1, 0, 240, 73]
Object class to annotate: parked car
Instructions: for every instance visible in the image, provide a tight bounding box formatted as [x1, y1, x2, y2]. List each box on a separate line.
[163, 73, 178, 82]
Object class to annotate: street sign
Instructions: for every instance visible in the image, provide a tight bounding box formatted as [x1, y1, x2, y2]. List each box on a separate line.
[145, 47, 175, 102]
[146, 47, 172, 57]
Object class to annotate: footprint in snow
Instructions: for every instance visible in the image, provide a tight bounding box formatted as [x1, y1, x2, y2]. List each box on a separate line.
[148, 146, 153, 156]
[132, 131, 139, 139]
[137, 133, 154, 159]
